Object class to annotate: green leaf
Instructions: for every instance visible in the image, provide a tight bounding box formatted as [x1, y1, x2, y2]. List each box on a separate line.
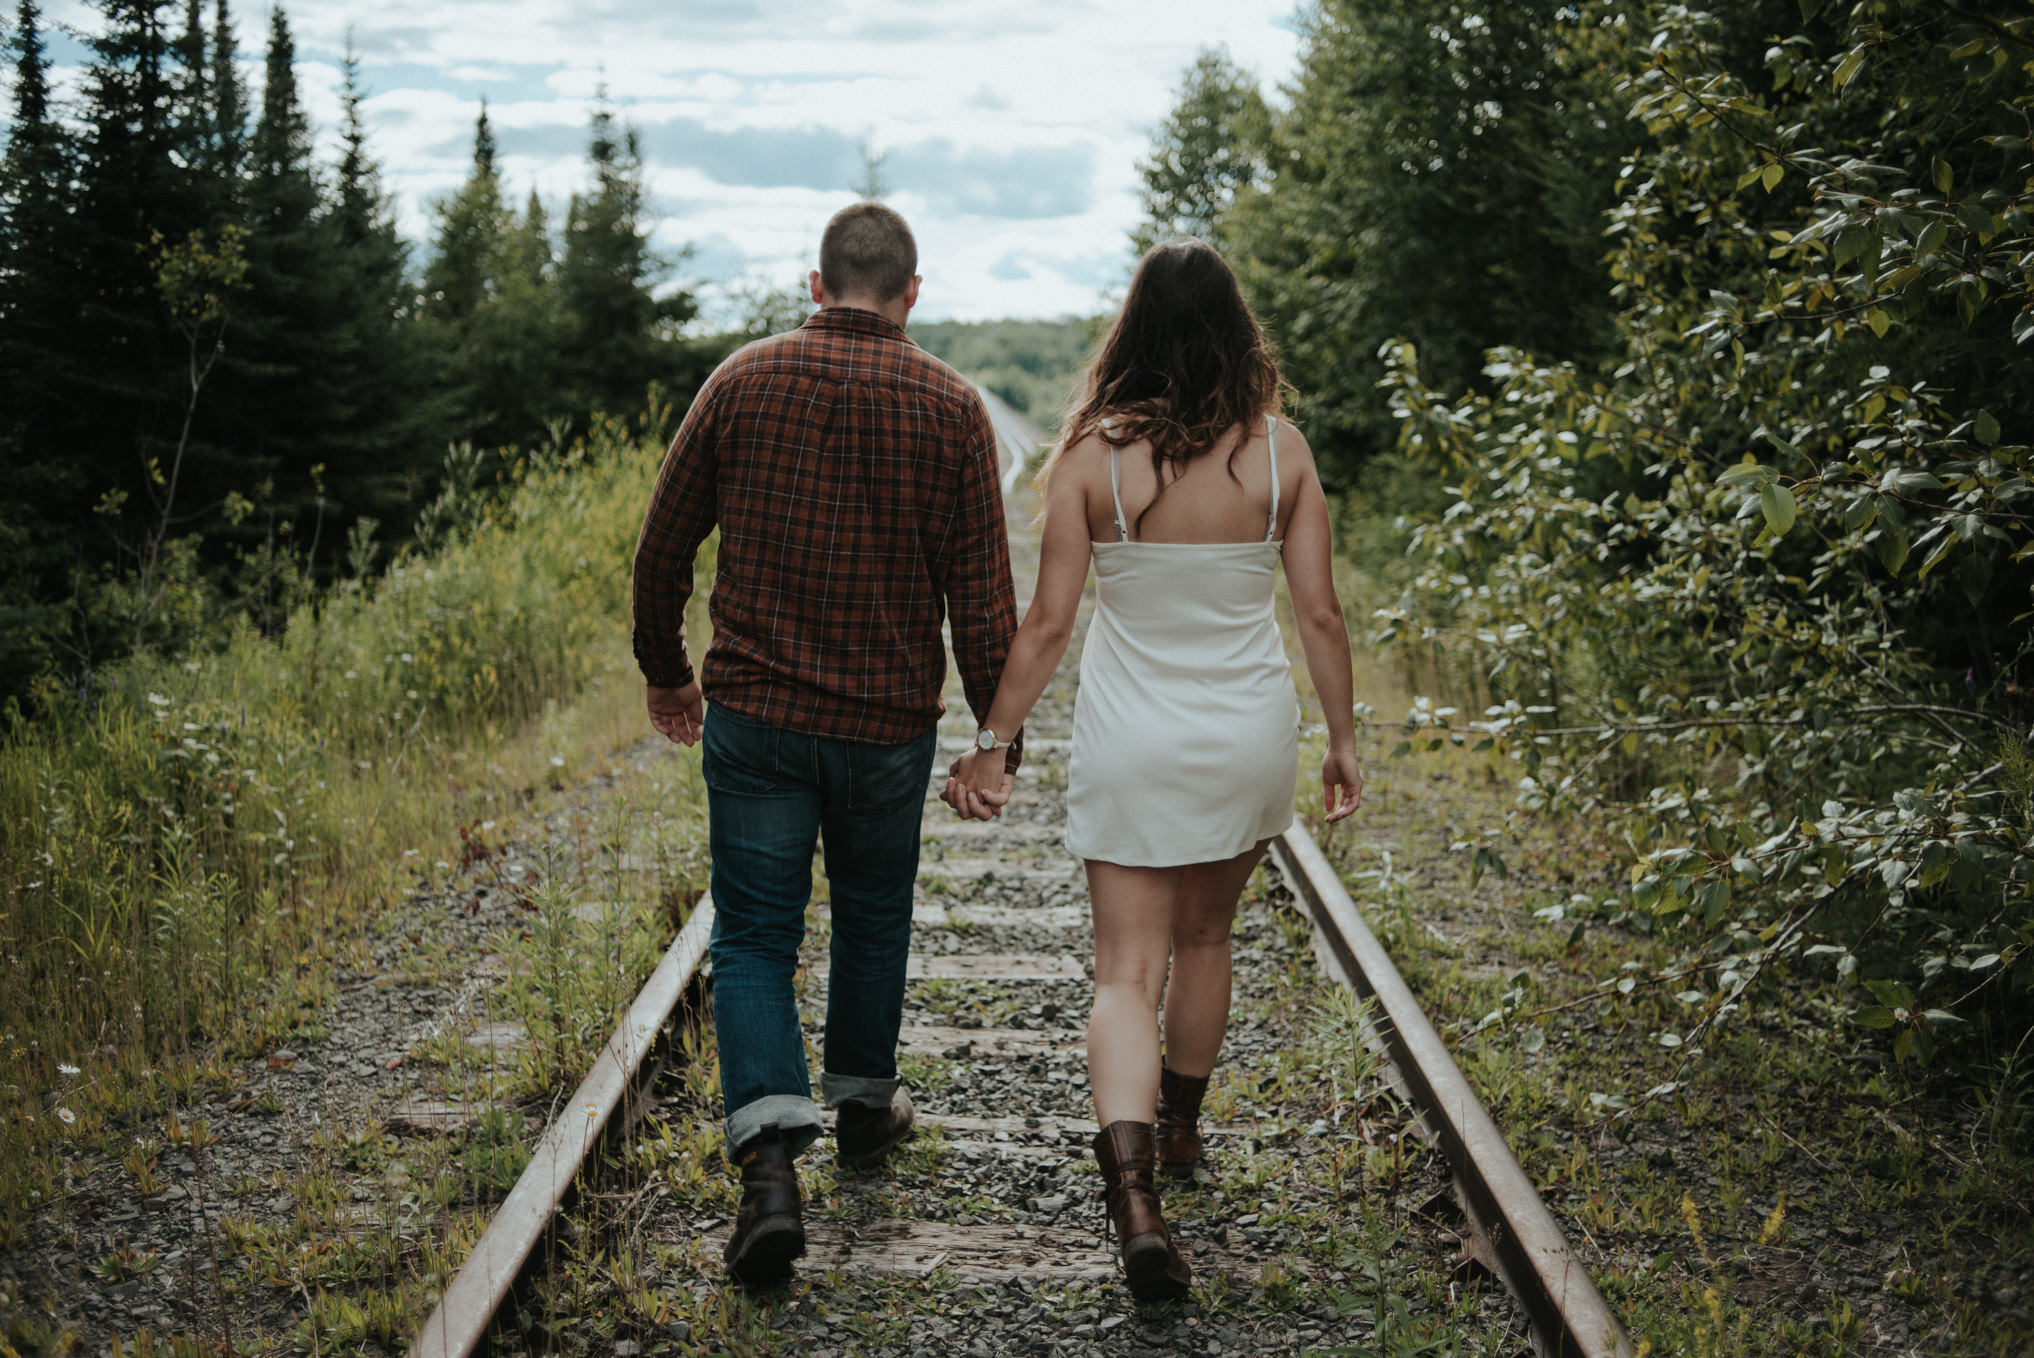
[1856, 1005, 1896, 1029]
[1720, 460, 1772, 487]
[1959, 551, 1993, 607]
[1866, 307, 1889, 338]
[1931, 157, 1953, 195]
[1877, 527, 1910, 574]
[1832, 46, 1866, 91]
[1975, 410, 2001, 446]
[1866, 979, 1914, 1008]
[1760, 482, 1797, 535]
[1760, 162, 1785, 193]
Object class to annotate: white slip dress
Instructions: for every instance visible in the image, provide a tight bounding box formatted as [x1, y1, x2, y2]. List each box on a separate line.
[1064, 416, 1301, 868]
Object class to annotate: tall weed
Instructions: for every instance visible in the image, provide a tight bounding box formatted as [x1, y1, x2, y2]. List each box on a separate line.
[0, 400, 702, 1244]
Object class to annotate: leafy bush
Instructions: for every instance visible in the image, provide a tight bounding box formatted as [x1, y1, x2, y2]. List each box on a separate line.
[1373, 2, 2032, 1057]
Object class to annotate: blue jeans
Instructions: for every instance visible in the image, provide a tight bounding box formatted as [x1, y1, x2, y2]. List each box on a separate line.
[701, 704, 936, 1157]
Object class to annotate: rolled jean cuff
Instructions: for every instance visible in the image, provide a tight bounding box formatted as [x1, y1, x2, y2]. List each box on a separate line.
[725, 1094, 824, 1159]
[822, 1070, 902, 1111]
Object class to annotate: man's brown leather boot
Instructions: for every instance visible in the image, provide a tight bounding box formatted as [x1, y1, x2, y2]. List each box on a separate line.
[1155, 1066, 1209, 1177]
[723, 1123, 804, 1287]
[1092, 1120, 1191, 1302]
[836, 1087, 916, 1170]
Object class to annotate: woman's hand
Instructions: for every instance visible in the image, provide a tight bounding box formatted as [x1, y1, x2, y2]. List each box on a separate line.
[1321, 748, 1364, 824]
[944, 748, 1015, 821]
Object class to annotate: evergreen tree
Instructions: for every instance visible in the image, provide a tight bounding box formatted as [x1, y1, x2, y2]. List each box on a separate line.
[556, 94, 694, 419]
[65, 0, 212, 610]
[220, 2, 345, 553]
[324, 42, 449, 535]
[422, 102, 508, 323]
[210, 0, 244, 181]
[0, 0, 78, 691]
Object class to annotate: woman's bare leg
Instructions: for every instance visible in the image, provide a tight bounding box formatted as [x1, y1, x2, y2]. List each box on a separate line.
[1085, 860, 1183, 1127]
[1159, 842, 1269, 1079]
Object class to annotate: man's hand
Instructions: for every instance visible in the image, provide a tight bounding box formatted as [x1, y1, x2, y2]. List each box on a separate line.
[942, 749, 1013, 821]
[647, 681, 704, 746]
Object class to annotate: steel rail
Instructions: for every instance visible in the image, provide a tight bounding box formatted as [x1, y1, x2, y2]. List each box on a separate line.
[1270, 824, 1634, 1358]
[410, 895, 717, 1358]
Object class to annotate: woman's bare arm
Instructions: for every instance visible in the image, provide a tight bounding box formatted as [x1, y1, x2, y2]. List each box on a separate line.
[950, 443, 1096, 805]
[1278, 427, 1364, 821]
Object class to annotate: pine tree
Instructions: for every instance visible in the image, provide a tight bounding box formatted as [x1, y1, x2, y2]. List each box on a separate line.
[220, 2, 346, 554]
[422, 102, 509, 323]
[323, 42, 447, 536]
[210, 0, 244, 181]
[556, 94, 693, 420]
[0, 0, 79, 691]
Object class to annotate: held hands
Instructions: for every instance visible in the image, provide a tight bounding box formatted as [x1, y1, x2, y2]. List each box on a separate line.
[1322, 747, 1365, 824]
[942, 747, 1014, 821]
[646, 681, 704, 746]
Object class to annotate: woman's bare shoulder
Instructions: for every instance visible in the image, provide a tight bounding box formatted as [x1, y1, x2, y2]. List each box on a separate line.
[1272, 416, 1319, 476]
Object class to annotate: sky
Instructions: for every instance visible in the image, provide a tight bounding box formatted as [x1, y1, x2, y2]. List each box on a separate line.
[32, 0, 1308, 324]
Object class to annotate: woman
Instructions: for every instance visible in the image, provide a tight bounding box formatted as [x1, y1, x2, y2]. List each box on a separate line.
[948, 239, 1363, 1302]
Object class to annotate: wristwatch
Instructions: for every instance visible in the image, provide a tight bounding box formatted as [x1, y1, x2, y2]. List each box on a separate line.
[975, 728, 1007, 753]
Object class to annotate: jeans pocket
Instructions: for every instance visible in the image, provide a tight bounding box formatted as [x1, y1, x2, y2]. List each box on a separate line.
[845, 727, 937, 813]
[703, 709, 782, 795]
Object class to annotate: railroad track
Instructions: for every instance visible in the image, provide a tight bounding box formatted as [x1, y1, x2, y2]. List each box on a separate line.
[411, 488, 1632, 1358]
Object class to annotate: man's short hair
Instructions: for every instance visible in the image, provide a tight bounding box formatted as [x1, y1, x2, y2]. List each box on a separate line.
[819, 204, 918, 303]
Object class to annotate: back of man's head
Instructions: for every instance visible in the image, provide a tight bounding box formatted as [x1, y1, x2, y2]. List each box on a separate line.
[819, 204, 917, 304]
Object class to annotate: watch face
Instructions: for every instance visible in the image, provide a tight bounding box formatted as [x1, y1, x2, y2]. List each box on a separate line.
[976, 729, 996, 751]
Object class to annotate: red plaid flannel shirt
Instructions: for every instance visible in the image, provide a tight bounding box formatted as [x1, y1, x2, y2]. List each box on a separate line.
[633, 306, 1021, 761]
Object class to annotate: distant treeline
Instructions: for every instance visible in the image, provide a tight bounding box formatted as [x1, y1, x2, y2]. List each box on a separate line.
[913, 317, 1093, 433]
[0, 0, 723, 703]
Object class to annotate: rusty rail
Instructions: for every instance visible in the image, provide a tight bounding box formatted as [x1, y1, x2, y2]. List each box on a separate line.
[1270, 824, 1633, 1358]
[409, 791, 1629, 1357]
[410, 895, 717, 1358]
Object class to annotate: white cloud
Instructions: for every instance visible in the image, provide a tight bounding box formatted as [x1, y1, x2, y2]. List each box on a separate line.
[37, 0, 1304, 320]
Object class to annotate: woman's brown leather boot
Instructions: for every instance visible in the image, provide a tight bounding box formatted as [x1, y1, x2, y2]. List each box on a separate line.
[1155, 1066, 1209, 1177]
[1093, 1120, 1191, 1302]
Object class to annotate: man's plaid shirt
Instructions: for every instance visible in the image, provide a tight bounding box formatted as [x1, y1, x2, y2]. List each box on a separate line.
[632, 305, 1021, 757]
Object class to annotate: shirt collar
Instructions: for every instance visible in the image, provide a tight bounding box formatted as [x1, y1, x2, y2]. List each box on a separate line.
[802, 305, 912, 343]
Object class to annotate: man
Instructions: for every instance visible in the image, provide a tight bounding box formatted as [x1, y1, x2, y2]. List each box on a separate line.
[632, 203, 1020, 1287]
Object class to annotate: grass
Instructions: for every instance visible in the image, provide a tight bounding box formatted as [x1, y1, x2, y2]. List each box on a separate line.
[0, 392, 727, 1355]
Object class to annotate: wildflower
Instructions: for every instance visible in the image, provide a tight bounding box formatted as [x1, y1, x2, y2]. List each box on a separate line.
[400, 652, 414, 664]
[146, 693, 170, 707]
[585, 1103, 597, 1120]
[550, 756, 565, 768]
[56, 1108, 75, 1125]
[57, 1063, 79, 1077]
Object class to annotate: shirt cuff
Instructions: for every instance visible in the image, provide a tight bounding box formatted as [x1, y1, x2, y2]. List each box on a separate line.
[634, 641, 695, 691]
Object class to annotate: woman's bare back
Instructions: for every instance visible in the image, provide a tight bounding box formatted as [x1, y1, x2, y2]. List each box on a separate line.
[1070, 420, 1306, 545]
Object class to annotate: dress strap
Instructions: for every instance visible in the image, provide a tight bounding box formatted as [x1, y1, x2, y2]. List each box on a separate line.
[1108, 444, 1130, 542]
[1265, 415, 1281, 542]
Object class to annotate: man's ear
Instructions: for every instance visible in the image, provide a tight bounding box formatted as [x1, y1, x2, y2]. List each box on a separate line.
[808, 270, 825, 306]
[903, 275, 921, 313]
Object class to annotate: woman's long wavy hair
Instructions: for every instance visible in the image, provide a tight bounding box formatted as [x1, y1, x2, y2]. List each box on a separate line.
[1054, 239, 1289, 534]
